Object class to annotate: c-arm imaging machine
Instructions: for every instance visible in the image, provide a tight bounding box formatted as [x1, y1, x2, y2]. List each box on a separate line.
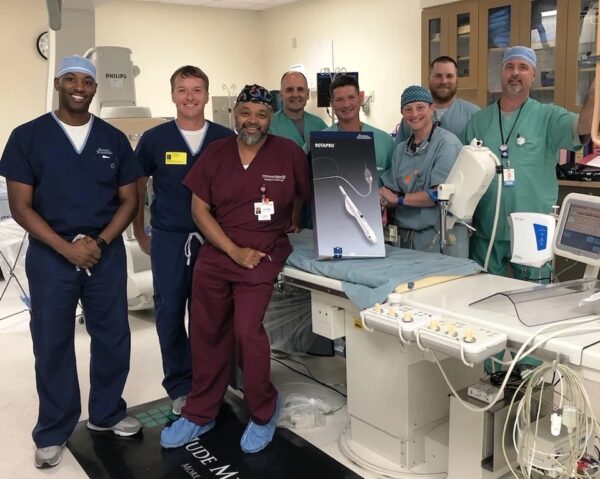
[84, 46, 162, 311]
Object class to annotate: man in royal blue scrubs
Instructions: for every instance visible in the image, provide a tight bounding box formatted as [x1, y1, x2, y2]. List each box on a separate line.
[0, 55, 142, 468]
[132, 66, 234, 416]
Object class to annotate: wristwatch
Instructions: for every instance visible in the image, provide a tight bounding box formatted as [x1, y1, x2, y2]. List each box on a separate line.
[95, 237, 108, 253]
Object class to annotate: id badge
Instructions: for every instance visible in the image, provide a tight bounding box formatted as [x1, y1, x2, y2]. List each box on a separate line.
[254, 201, 273, 221]
[261, 201, 275, 214]
[503, 168, 516, 187]
[165, 152, 187, 165]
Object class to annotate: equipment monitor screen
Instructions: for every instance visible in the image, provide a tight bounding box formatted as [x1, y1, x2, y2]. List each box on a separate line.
[553, 193, 600, 267]
[316, 72, 359, 108]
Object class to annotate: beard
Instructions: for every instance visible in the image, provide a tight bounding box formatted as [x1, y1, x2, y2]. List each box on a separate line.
[237, 125, 268, 146]
[430, 83, 457, 103]
[505, 82, 524, 96]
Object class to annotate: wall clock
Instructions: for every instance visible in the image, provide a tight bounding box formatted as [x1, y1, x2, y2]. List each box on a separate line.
[37, 31, 49, 60]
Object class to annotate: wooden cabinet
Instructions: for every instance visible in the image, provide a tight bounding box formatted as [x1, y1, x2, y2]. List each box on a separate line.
[422, 1, 479, 89]
[564, 0, 599, 112]
[422, 0, 592, 110]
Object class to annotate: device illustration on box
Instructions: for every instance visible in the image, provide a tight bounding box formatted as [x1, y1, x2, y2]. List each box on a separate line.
[310, 131, 385, 259]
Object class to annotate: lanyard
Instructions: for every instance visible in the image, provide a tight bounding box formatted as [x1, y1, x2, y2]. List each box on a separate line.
[407, 124, 436, 153]
[497, 99, 525, 162]
[260, 184, 268, 202]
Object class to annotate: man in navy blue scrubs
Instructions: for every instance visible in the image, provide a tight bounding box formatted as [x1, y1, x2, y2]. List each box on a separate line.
[0, 55, 142, 468]
[132, 66, 234, 415]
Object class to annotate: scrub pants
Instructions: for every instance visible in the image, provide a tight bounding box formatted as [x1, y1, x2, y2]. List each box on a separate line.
[182, 246, 280, 426]
[470, 237, 552, 282]
[151, 228, 200, 399]
[26, 236, 130, 448]
[398, 224, 469, 258]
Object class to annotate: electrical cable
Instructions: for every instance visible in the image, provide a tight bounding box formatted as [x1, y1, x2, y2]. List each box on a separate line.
[484, 173, 502, 271]
[554, 260, 581, 281]
[270, 356, 347, 398]
[430, 316, 600, 414]
[501, 362, 600, 479]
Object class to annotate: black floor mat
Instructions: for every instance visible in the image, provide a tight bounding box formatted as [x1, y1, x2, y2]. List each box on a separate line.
[67, 391, 362, 479]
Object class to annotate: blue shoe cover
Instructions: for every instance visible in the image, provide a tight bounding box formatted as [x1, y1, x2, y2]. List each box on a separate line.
[160, 417, 215, 449]
[240, 394, 283, 453]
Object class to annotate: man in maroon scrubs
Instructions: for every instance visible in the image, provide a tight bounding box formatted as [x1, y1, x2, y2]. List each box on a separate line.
[160, 84, 310, 453]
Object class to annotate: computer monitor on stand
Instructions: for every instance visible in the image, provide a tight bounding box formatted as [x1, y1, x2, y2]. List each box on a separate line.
[554, 193, 600, 279]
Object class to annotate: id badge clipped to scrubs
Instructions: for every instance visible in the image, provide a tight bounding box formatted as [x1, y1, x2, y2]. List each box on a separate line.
[500, 144, 516, 187]
[255, 184, 275, 221]
[503, 168, 516, 187]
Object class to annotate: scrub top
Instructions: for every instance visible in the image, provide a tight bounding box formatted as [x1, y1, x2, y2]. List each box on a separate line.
[269, 110, 327, 147]
[462, 98, 580, 242]
[183, 134, 311, 269]
[135, 120, 234, 233]
[395, 97, 480, 146]
[322, 122, 395, 172]
[0, 113, 139, 238]
[381, 127, 462, 231]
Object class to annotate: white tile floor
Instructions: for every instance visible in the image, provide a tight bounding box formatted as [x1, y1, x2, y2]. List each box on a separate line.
[0, 295, 378, 479]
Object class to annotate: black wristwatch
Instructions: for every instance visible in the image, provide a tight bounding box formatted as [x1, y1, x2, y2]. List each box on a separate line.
[95, 237, 108, 253]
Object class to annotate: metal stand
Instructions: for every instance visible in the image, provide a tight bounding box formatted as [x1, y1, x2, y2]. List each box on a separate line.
[583, 264, 600, 280]
[0, 230, 30, 317]
[439, 200, 449, 255]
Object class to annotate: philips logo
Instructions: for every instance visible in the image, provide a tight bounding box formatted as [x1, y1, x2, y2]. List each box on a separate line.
[315, 143, 335, 148]
[356, 134, 372, 140]
[106, 73, 127, 79]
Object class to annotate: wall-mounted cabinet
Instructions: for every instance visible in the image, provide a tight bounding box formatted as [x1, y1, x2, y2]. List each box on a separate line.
[422, 1, 479, 89]
[564, 0, 598, 111]
[422, 0, 592, 111]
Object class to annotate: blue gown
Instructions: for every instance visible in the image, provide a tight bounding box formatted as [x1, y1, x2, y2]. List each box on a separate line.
[381, 127, 468, 257]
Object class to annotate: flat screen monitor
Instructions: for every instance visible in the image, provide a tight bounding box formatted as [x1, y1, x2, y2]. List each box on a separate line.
[553, 193, 600, 267]
[316, 72, 359, 108]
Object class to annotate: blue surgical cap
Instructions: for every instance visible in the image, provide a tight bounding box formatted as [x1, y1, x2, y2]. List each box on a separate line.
[502, 46, 537, 68]
[56, 55, 97, 82]
[401, 85, 433, 109]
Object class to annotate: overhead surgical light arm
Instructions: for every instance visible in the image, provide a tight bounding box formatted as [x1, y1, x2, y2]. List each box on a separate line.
[46, 0, 62, 31]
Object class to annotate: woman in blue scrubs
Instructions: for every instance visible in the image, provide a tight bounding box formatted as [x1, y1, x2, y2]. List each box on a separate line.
[380, 85, 467, 257]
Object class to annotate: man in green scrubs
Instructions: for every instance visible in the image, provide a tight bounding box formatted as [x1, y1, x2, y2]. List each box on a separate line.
[395, 56, 479, 145]
[269, 71, 327, 147]
[463, 46, 595, 281]
[323, 75, 395, 173]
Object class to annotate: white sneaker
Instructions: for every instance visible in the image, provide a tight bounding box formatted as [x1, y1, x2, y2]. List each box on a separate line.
[172, 395, 187, 415]
[34, 443, 65, 468]
[87, 416, 143, 436]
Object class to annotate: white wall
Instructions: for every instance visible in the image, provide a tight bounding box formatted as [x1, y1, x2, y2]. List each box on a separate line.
[261, 0, 423, 132]
[95, 0, 422, 131]
[0, 0, 423, 157]
[0, 0, 48, 155]
[95, 1, 264, 119]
